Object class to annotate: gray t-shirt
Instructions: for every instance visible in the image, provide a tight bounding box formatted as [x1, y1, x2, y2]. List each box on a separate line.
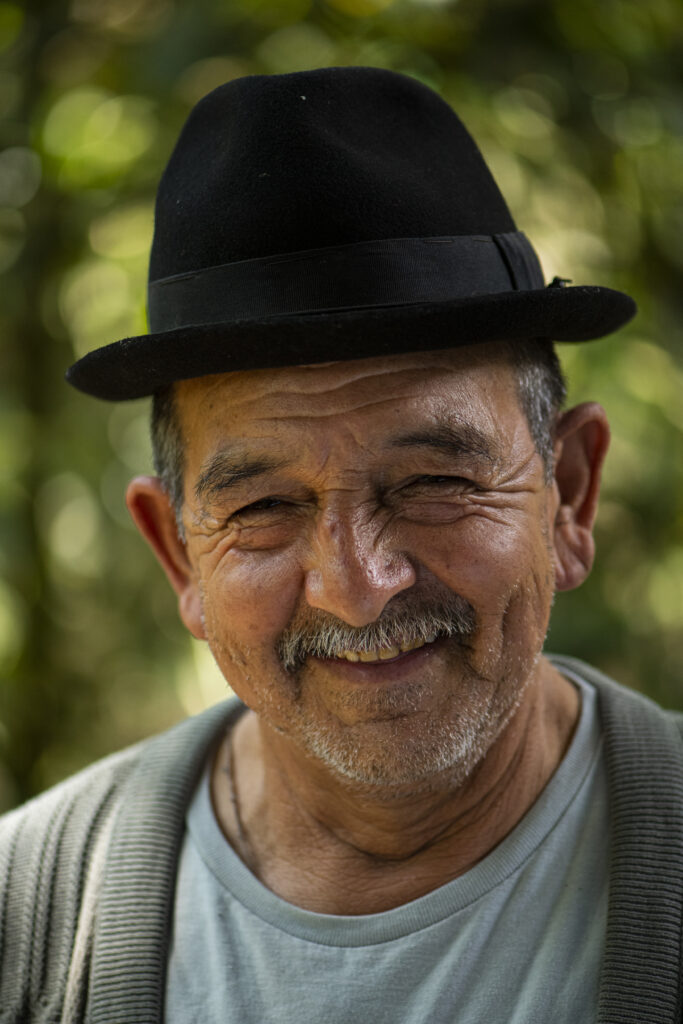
[166, 669, 608, 1023]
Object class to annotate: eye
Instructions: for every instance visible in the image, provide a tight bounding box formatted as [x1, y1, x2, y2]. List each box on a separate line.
[406, 474, 473, 490]
[391, 474, 480, 523]
[231, 496, 284, 518]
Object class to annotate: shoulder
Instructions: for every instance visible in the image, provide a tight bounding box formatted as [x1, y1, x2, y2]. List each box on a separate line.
[0, 697, 241, 839]
[550, 653, 683, 757]
[0, 698, 240, 1020]
[550, 653, 683, 724]
[0, 739, 147, 1019]
[0, 740, 145, 872]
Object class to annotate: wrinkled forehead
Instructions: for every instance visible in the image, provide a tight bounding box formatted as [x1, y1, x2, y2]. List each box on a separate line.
[174, 343, 523, 446]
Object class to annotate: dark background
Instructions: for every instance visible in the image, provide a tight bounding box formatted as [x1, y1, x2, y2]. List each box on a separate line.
[1, 0, 681, 811]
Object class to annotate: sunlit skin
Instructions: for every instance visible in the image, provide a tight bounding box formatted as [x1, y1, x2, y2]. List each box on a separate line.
[127, 343, 609, 914]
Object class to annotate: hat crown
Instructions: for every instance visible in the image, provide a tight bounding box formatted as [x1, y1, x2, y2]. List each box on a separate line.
[149, 66, 516, 281]
[64, 65, 636, 402]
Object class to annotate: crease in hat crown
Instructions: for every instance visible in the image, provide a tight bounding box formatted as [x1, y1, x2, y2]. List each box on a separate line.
[65, 65, 636, 401]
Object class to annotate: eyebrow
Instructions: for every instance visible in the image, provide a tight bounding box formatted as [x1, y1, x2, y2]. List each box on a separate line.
[388, 423, 501, 465]
[194, 422, 499, 503]
[194, 449, 286, 504]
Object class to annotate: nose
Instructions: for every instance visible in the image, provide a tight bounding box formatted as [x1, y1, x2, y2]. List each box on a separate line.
[303, 511, 416, 627]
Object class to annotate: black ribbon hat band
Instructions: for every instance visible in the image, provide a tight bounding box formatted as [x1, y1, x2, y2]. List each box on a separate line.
[147, 231, 544, 332]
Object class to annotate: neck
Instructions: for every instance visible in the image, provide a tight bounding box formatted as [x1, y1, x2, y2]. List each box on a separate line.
[211, 657, 579, 914]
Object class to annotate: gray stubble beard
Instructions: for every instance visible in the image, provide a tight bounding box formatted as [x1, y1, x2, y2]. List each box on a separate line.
[202, 588, 533, 794]
[274, 594, 528, 793]
[292, 657, 529, 794]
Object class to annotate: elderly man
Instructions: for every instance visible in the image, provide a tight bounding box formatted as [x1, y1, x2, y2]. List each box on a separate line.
[2, 67, 682, 1024]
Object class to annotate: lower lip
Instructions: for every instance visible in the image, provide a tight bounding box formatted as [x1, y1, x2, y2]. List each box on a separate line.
[313, 638, 443, 680]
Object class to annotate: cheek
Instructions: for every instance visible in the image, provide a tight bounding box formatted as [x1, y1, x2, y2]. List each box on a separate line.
[199, 550, 306, 711]
[412, 513, 549, 598]
[200, 546, 304, 646]
[409, 512, 555, 674]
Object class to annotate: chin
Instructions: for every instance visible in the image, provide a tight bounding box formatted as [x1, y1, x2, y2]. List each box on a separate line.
[289, 684, 525, 794]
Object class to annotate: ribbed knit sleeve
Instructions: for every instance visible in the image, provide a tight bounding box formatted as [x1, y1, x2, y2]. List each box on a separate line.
[85, 700, 238, 1024]
[552, 656, 683, 1024]
[0, 744, 141, 1024]
[0, 699, 236, 1024]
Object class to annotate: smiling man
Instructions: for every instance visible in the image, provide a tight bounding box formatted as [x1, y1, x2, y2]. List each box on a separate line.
[130, 342, 591, 919]
[3, 67, 683, 1024]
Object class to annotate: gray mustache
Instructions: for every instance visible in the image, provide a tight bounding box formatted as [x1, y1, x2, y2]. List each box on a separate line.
[278, 596, 476, 672]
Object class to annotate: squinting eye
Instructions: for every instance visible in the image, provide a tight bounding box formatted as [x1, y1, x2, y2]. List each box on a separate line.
[234, 497, 283, 516]
[410, 475, 471, 488]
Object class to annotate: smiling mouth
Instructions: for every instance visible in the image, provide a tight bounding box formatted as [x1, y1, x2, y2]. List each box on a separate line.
[332, 634, 437, 663]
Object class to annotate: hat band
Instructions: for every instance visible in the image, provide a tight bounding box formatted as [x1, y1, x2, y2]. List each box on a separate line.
[148, 231, 544, 332]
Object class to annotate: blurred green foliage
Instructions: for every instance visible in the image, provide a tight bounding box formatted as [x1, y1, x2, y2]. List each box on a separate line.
[1, 0, 681, 811]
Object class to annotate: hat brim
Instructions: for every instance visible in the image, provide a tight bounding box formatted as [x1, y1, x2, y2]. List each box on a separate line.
[65, 284, 636, 401]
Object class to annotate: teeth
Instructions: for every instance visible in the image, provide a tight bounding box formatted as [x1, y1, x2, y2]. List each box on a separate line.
[337, 635, 438, 663]
[379, 645, 400, 660]
[399, 638, 424, 653]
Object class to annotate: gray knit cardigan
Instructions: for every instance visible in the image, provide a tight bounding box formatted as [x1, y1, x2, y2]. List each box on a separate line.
[1, 656, 683, 1023]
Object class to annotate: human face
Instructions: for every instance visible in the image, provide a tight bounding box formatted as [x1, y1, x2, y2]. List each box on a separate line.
[176, 344, 560, 787]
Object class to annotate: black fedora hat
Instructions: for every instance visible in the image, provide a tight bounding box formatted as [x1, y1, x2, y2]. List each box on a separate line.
[66, 66, 636, 401]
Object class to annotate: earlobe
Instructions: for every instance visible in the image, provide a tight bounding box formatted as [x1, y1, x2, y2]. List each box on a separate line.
[125, 476, 206, 640]
[552, 403, 610, 593]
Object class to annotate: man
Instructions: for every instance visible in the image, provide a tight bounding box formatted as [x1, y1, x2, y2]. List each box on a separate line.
[2, 66, 682, 1024]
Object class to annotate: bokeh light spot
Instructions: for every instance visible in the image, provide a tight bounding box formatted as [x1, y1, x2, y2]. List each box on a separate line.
[257, 24, 337, 72]
[42, 89, 157, 186]
[69, 0, 172, 38]
[494, 87, 555, 141]
[89, 202, 153, 261]
[59, 259, 132, 358]
[107, 404, 152, 472]
[40, 29, 109, 87]
[36, 473, 104, 579]
[0, 148, 41, 208]
[176, 57, 253, 105]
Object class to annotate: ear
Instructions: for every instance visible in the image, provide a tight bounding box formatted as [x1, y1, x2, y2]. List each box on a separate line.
[126, 476, 206, 639]
[552, 402, 610, 593]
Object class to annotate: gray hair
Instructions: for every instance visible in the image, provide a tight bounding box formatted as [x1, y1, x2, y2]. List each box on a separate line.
[150, 383, 186, 535]
[150, 339, 567, 537]
[501, 338, 567, 481]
